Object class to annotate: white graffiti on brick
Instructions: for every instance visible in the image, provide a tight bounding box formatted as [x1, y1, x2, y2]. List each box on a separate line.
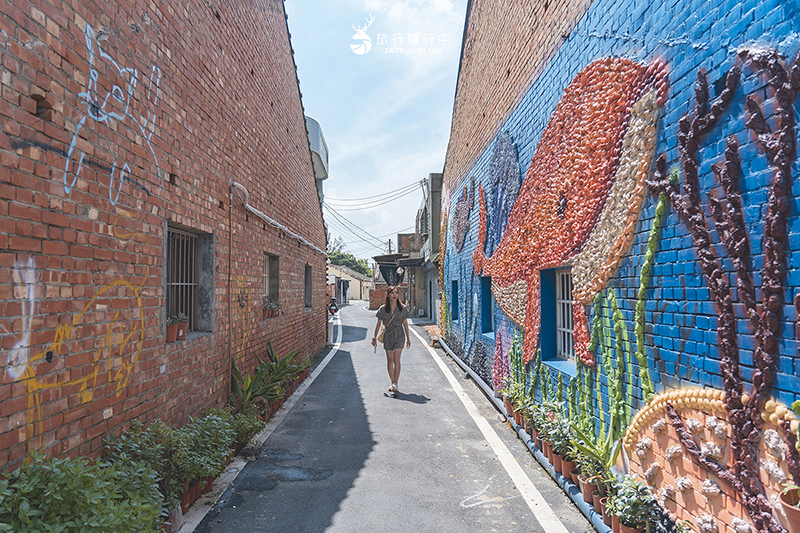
[63, 24, 162, 204]
[5, 258, 37, 380]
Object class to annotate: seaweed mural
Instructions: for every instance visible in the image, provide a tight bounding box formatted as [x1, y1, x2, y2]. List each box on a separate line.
[628, 48, 800, 533]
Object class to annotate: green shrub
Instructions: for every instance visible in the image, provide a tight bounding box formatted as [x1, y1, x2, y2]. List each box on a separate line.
[0, 451, 162, 533]
[232, 407, 266, 444]
[178, 411, 235, 483]
[106, 418, 184, 511]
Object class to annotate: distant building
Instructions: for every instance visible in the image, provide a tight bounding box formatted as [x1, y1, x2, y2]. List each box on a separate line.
[327, 263, 371, 303]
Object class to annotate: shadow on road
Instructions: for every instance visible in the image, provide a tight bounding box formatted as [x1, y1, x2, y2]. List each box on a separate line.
[340, 324, 368, 342]
[384, 392, 430, 404]
[195, 351, 374, 533]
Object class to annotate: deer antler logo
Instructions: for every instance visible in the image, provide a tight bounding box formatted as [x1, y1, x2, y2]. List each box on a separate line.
[350, 14, 375, 55]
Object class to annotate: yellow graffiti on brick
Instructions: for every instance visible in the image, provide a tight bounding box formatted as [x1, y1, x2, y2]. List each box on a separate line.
[5, 211, 150, 452]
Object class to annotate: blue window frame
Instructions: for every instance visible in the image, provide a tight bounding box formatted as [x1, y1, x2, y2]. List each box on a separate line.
[451, 280, 459, 321]
[481, 276, 494, 334]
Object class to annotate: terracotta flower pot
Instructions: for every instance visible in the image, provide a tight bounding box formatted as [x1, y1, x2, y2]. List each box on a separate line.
[552, 453, 562, 474]
[541, 440, 552, 462]
[599, 497, 612, 527]
[513, 410, 522, 426]
[180, 483, 193, 514]
[781, 490, 800, 533]
[577, 475, 596, 504]
[592, 491, 602, 513]
[570, 468, 581, 485]
[176, 321, 188, 340]
[166, 324, 178, 343]
[619, 523, 644, 533]
[504, 398, 513, 417]
[561, 460, 576, 482]
[201, 476, 214, 494]
[612, 513, 620, 533]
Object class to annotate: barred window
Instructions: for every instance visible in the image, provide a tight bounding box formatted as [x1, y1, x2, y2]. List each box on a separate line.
[166, 225, 214, 335]
[555, 269, 575, 361]
[263, 253, 279, 301]
[304, 265, 312, 309]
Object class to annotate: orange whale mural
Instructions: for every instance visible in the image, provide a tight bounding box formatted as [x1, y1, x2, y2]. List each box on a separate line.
[473, 57, 669, 366]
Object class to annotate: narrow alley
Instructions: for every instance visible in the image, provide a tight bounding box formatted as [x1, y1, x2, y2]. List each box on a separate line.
[187, 303, 594, 533]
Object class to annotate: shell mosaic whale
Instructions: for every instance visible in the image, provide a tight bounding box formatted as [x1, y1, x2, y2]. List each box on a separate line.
[473, 57, 669, 366]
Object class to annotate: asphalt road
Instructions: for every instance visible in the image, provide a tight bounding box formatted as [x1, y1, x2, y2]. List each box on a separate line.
[193, 303, 594, 533]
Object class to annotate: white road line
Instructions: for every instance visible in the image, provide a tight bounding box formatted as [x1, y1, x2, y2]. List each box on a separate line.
[410, 327, 569, 533]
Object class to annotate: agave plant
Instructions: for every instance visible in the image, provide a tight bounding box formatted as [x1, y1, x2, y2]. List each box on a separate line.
[230, 358, 282, 413]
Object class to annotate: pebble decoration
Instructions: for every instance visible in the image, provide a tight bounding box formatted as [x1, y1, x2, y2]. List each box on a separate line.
[623, 388, 726, 450]
[665, 445, 683, 463]
[696, 514, 719, 533]
[644, 462, 661, 483]
[635, 437, 653, 457]
[675, 476, 693, 492]
[732, 518, 753, 533]
[702, 479, 722, 496]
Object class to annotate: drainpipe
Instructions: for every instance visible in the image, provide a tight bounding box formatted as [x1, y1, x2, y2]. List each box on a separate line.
[227, 184, 234, 404]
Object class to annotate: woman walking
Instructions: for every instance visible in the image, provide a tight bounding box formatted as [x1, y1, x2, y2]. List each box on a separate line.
[371, 286, 411, 393]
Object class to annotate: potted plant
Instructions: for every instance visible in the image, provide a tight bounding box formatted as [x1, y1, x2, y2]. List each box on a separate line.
[231, 406, 266, 452]
[781, 484, 800, 533]
[166, 312, 181, 342]
[262, 296, 282, 319]
[571, 420, 622, 499]
[175, 312, 189, 340]
[606, 474, 653, 533]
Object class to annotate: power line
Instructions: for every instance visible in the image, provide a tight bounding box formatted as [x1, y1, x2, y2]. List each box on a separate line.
[325, 216, 382, 251]
[322, 184, 422, 211]
[325, 180, 423, 204]
[323, 204, 386, 248]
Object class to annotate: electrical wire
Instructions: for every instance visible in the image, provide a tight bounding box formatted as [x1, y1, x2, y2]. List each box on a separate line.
[322, 184, 422, 211]
[323, 204, 386, 248]
[324, 180, 423, 205]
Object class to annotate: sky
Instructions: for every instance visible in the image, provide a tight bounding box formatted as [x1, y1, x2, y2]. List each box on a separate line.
[283, 0, 468, 262]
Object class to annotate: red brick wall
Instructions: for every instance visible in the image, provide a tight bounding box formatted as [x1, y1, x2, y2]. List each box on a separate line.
[443, 0, 593, 191]
[0, 0, 327, 468]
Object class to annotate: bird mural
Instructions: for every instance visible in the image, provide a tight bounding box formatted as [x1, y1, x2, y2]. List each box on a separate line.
[473, 57, 669, 366]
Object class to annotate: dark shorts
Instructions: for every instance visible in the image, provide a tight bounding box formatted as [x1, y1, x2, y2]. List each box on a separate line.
[382, 327, 406, 350]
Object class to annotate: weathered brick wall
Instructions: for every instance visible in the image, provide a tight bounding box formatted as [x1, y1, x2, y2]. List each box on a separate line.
[443, 0, 593, 193]
[0, 0, 327, 467]
[445, 0, 800, 530]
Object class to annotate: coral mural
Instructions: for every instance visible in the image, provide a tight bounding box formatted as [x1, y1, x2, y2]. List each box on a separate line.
[442, 1, 800, 533]
[473, 57, 669, 366]
[631, 48, 800, 533]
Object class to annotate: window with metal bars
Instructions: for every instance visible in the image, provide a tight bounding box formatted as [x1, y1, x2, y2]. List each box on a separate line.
[167, 227, 197, 332]
[263, 253, 279, 301]
[304, 265, 312, 309]
[555, 269, 575, 361]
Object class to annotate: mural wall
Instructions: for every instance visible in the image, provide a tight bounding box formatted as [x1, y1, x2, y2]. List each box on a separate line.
[443, 0, 800, 531]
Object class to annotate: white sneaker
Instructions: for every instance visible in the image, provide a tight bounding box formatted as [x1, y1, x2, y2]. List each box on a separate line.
[390, 383, 399, 393]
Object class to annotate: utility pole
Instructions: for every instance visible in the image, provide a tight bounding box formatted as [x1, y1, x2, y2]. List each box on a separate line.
[388, 239, 392, 253]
